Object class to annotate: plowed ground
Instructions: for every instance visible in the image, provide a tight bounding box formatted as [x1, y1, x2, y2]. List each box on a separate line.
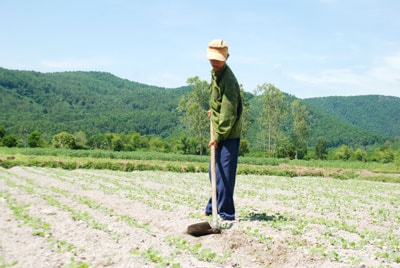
[1, 167, 399, 267]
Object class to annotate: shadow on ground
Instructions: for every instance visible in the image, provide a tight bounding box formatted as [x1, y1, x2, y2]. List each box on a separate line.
[241, 212, 288, 222]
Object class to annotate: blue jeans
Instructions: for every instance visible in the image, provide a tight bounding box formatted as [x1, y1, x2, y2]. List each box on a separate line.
[205, 138, 240, 220]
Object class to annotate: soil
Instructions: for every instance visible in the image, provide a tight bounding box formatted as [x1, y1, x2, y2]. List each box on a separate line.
[1, 166, 399, 268]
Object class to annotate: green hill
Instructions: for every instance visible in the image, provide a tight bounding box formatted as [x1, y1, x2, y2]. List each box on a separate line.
[0, 67, 190, 140]
[0, 67, 397, 149]
[303, 95, 400, 138]
[246, 93, 390, 148]
[300, 102, 389, 147]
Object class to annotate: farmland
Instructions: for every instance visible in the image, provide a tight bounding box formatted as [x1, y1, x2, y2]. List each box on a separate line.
[1, 165, 399, 267]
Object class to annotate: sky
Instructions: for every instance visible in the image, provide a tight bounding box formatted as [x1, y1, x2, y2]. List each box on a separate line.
[1, 0, 399, 98]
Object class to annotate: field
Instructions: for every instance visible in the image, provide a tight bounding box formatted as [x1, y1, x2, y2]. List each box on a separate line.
[1, 165, 400, 268]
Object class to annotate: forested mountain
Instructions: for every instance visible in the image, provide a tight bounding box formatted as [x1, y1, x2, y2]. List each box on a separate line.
[246, 93, 390, 148]
[299, 102, 389, 147]
[0, 67, 397, 149]
[304, 95, 400, 138]
[0, 67, 190, 140]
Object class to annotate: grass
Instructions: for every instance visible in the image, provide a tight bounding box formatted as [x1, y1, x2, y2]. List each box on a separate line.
[1, 147, 399, 183]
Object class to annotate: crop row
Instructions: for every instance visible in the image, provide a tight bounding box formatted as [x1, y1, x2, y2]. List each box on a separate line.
[0, 167, 229, 267]
[1, 166, 400, 267]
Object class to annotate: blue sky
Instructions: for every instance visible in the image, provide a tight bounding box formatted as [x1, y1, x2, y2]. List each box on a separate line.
[1, 0, 399, 98]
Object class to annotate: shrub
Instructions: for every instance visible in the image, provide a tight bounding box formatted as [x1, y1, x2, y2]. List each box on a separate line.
[2, 135, 18, 147]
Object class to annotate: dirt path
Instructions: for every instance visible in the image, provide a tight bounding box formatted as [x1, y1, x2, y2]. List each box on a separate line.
[1, 167, 399, 267]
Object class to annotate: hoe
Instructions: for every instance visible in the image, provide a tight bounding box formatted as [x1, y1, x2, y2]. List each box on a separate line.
[186, 120, 221, 236]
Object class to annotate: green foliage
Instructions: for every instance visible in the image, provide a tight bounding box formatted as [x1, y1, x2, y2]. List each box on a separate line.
[52, 132, 77, 149]
[303, 102, 388, 148]
[304, 95, 400, 138]
[174, 135, 203, 155]
[0, 67, 398, 156]
[254, 83, 288, 156]
[366, 146, 396, 163]
[350, 148, 366, 162]
[291, 99, 310, 159]
[148, 136, 171, 153]
[239, 139, 250, 156]
[87, 134, 109, 150]
[177, 76, 209, 155]
[334, 145, 352, 161]
[2, 135, 18, 147]
[239, 87, 253, 138]
[73, 131, 87, 149]
[0, 67, 190, 139]
[1, 147, 399, 182]
[0, 125, 5, 138]
[28, 131, 46, 148]
[328, 144, 397, 164]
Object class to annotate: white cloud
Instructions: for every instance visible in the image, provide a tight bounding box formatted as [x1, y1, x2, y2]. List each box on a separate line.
[290, 51, 400, 97]
[370, 53, 400, 81]
[292, 68, 360, 86]
[40, 57, 115, 71]
[146, 72, 185, 88]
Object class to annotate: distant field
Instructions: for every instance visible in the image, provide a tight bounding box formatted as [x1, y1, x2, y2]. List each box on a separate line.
[1, 166, 399, 267]
[1, 148, 399, 183]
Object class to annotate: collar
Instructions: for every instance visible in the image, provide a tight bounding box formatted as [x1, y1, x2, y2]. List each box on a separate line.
[212, 63, 228, 79]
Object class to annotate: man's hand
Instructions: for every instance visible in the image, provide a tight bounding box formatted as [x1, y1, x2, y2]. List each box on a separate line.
[208, 140, 218, 149]
[207, 109, 211, 118]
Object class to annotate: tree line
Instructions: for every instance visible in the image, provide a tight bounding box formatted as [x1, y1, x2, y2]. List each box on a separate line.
[1, 76, 398, 163]
[1, 68, 395, 147]
[1, 124, 397, 163]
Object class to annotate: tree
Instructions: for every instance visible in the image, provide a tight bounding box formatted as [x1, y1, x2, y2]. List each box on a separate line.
[87, 134, 108, 149]
[239, 139, 250, 156]
[0, 125, 5, 139]
[177, 76, 210, 155]
[315, 139, 328, 160]
[239, 85, 252, 138]
[335, 144, 352, 160]
[73, 131, 87, 149]
[255, 83, 288, 157]
[379, 148, 395, 163]
[351, 148, 366, 162]
[52, 132, 77, 149]
[177, 135, 199, 155]
[291, 100, 310, 159]
[149, 136, 170, 153]
[127, 132, 149, 151]
[2, 135, 18, 147]
[28, 130, 45, 148]
[377, 143, 395, 163]
[112, 135, 123, 151]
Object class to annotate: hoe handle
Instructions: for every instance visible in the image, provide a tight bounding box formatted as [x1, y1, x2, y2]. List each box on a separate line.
[210, 120, 218, 228]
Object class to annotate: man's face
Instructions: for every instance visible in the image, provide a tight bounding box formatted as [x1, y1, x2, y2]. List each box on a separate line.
[209, 59, 225, 72]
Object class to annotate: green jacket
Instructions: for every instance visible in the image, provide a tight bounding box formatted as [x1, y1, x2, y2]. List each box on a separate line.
[210, 64, 243, 143]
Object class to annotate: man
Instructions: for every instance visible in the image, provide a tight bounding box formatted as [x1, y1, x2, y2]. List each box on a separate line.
[204, 39, 243, 221]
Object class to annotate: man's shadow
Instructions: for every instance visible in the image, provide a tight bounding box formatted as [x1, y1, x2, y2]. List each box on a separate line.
[220, 212, 288, 230]
[241, 212, 287, 222]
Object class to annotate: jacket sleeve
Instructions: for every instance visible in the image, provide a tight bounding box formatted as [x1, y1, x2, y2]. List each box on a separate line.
[214, 78, 240, 142]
